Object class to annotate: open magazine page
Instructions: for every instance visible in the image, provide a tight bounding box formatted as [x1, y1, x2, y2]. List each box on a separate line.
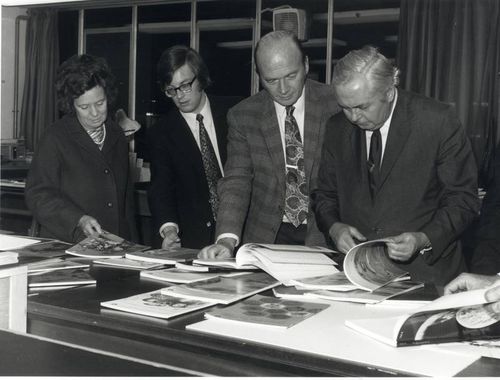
[345, 286, 500, 347]
[343, 239, 407, 291]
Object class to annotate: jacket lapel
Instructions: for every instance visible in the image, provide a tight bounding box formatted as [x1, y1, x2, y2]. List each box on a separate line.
[66, 116, 105, 157]
[260, 94, 286, 190]
[377, 91, 412, 192]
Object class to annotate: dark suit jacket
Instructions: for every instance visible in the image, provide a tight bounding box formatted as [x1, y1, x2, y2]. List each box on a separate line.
[471, 144, 500, 274]
[311, 90, 479, 286]
[216, 79, 340, 246]
[25, 115, 134, 243]
[147, 95, 236, 249]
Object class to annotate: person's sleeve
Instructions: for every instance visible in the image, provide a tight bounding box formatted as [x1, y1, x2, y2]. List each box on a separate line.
[215, 107, 253, 239]
[25, 133, 84, 242]
[147, 125, 179, 234]
[471, 146, 500, 274]
[420, 108, 480, 264]
[310, 119, 341, 235]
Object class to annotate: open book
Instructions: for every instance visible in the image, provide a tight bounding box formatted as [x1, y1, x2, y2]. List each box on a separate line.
[199, 243, 338, 286]
[66, 231, 148, 259]
[345, 287, 500, 347]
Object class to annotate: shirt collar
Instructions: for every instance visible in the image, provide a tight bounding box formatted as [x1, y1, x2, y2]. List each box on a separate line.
[273, 86, 306, 119]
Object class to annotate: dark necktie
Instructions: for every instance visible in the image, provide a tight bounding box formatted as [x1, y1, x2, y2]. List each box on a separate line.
[284, 106, 308, 227]
[197, 114, 221, 220]
[367, 129, 382, 198]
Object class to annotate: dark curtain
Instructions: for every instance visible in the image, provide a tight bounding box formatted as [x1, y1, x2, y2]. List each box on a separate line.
[397, 0, 500, 187]
[20, 8, 59, 152]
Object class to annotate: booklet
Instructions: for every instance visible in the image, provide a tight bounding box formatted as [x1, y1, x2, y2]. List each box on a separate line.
[289, 272, 358, 292]
[27, 257, 90, 273]
[125, 247, 199, 264]
[345, 287, 500, 347]
[101, 290, 216, 319]
[228, 243, 339, 286]
[66, 231, 148, 259]
[204, 294, 329, 329]
[28, 268, 96, 288]
[161, 272, 280, 304]
[342, 239, 409, 291]
[10, 240, 73, 259]
[93, 257, 165, 270]
[141, 267, 248, 284]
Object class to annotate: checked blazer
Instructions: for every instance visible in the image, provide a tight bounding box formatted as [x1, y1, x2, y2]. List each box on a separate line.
[216, 79, 339, 246]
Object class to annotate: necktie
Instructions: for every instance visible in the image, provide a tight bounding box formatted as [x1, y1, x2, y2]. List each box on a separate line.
[284, 106, 308, 227]
[367, 129, 382, 198]
[197, 114, 222, 220]
[87, 125, 106, 150]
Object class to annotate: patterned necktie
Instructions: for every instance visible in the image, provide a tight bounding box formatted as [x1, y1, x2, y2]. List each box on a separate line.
[87, 125, 106, 150]
[197, 114, 222, 220]
[367, 129, 382, 198]
[284, 106, 308, 227]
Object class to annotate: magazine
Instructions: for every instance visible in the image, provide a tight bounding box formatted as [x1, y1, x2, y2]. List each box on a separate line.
[28, 268, 96, 288]
[125, 247, 199, 264]
[93, 257, 165, 270]
[342, 239, 410, 291]
[289, 272, 358, 292]
[161, 272, 280, 304]
[345, 287, 500, 347]
[191, 257, 258, 271]
[0, 251, 18, 266]
[101, 290, 216, 319]
[227, 243, 339, 286]
[204, 294, 330, 329]
[66, 231, 148, 259]
[27, 257, 90, 273]
[10, 240, 73, 259]
[175, 262, 243, 273]
[141, 267, 248, 284]
[0, 234, 40, 251]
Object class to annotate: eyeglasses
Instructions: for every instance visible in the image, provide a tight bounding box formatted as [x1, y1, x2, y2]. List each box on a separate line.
[164, 76, 197, 97]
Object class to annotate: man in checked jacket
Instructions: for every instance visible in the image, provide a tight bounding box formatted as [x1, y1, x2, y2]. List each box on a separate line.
[199, 30, 339, 259]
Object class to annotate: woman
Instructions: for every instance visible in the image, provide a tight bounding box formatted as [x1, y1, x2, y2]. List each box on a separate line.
[25, 54, 135, 243]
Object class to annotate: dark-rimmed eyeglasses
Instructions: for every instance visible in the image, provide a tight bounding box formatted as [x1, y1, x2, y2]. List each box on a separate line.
[164, 76, 197, 97]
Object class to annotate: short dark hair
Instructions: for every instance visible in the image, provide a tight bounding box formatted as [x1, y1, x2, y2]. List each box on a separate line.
[55, 54, 117, 115]
[157, 45, 212, 91]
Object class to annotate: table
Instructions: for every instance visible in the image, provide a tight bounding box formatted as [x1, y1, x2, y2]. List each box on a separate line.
[0, 327, 186, 376]
[26, 266, 500, 377]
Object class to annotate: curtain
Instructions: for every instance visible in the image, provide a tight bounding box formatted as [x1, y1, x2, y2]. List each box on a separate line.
[397, 0, 500, 187]
[20, 8, 59, 152]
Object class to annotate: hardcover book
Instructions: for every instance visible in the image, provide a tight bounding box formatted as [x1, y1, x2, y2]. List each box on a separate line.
[66, 231, 148, 259]
[27, 257, 90, 273]
[205, 294, 329, 329]
[10, 240, 73, 259]
[101, 290, 216, 319]
[345, 287, 500, 346]
[28, 268, 96, 288]
[125, 247, 199, 264]
[161, 272, 280, 304]
[141, 267, 247, 284]
[93, 257, 165, 270]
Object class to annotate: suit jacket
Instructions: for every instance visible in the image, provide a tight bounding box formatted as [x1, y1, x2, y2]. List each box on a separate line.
[25, 115, 134, 243]
[471, 144, 500, 274]
[311, 90, 479, 286]
[147, 95, 236, 249]
[216, 79, 340, 246]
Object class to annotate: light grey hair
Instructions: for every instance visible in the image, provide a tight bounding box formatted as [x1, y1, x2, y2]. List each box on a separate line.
[332, 46, 400, 92]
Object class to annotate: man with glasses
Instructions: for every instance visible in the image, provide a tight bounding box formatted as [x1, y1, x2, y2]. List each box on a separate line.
[148, 45, 238, 249]
[199, 31, 339, 259]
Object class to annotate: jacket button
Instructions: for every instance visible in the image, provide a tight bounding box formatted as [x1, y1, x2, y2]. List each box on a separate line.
[107, 202, 113, 207]
[206, 221, 212, 227]
[104, 169, 110, 174]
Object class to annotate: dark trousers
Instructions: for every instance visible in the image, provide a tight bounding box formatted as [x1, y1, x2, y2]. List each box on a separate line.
[275, 222, 307, 245]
